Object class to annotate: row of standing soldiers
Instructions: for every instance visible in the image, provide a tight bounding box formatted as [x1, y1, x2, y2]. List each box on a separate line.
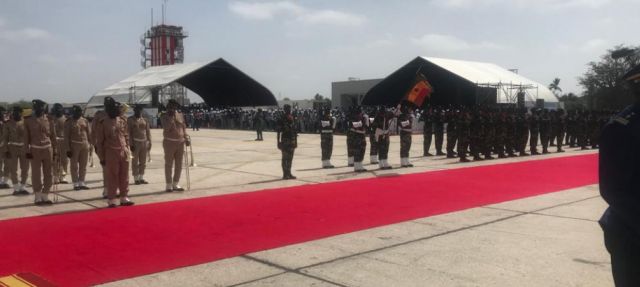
[0, 98, 189, 207]
[311, 105, 609, 174]
[421, 107, 609, 162]
[319, 104, 416, 172]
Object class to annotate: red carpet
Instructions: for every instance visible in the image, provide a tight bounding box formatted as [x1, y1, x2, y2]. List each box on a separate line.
[0, 154, 598, 287]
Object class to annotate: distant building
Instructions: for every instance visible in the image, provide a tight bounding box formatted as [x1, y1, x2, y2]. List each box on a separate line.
[331, 78, 382, 108]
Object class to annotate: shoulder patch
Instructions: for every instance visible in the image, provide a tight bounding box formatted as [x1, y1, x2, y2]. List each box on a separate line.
[613, 116, 629, 125]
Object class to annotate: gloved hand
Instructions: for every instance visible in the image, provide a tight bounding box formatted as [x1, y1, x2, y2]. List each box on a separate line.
[277, 142, 283, 150]
[147, 142, 152, 150]
[67, 151, 73, 158]
[130, 145, 135, 152]
[185, 140, 191, 147]
[26, 153, 33, 159]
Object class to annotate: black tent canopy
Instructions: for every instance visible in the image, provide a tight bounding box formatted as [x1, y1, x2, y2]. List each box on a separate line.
[177, 58, 277, 107]
[362, 56, 557, 108]
[88, 58, 277, 108]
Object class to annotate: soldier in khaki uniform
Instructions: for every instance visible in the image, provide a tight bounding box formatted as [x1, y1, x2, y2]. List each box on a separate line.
[24, 100, 57, 205]
[51, 103, 69, 184]
[1, 106, 30, 195]
[0, 106, 9, 189]
[161, 100, 189, 192]
[65, 105, 91, 191]
[91, 109, 108, 198]
[95, 97, 134, 208]
[128, 105, 151, 185]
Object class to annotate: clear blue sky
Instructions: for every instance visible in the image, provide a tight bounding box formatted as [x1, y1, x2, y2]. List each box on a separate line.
[1, 0, 638, 103]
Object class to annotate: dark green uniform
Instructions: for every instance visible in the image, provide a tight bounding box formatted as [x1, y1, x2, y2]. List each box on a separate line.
[419, 109, 434, 156]
[529, 111, 540, 155]
[347, 111, 367, 172]
[433, 110, 445, 155]
[516, 111, 530, 156]
[445, 110, 458, 158]
[277, 113, 297, 179]
[540, 110, 551, 154]
[398, 111, 414, 167]
[456, 111, 471, 162]
[319, 114, 335, 168]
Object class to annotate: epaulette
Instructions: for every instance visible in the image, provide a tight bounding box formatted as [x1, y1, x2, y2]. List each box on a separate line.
[610, 106, 637, 126]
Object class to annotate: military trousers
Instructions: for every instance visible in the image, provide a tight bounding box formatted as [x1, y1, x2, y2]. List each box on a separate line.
[105, 147, 129, 200]
[69, 142, 89, 183]
[400, 132, 412, 158]
[30, 147, 53, 194]
[54, 139, 68, 180]
[434, 128, 444, 153]
[163, 140, 184, 184]
[457, 135, 469, 159]
[377, 136, 390, 160]
[131, 140, 148, 177]
[352, 134, 366, 162]
[604, 228, 640, 287]
[369, 135, 378, 156]
[320, 134, 333, 160]
[446, 131, 457, 155]
[346, 134, 353, 158]
[7, 145, 29, 185]
[423, 129, 433, 155]
[281, 145, 295, 176]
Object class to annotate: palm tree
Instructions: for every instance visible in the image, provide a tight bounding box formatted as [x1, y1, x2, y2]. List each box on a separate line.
[548, 78, 562, 99]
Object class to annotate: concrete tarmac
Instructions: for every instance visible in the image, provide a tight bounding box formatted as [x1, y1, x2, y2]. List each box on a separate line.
[0, 129, 610, 286]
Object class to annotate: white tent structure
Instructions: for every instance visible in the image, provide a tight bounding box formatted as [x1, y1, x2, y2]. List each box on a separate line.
[423, 57, 557, 105]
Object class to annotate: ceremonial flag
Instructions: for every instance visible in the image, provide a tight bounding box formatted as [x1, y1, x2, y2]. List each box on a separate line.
[405, 74, 433, 107]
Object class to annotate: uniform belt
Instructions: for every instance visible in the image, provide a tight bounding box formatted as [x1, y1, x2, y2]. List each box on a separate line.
[8, 142, 24, 146]
[164, 137, 184, 142]
[57, 137, 64, 141]
[134, 138, 148, 142]
[321, 130, 333, 133]
[108, 145, 124, 150]
[350, 129, 365, 134]
[401, 129, 413, 132]
[31, 144, 52, 149]
[71, 140, 87, 144]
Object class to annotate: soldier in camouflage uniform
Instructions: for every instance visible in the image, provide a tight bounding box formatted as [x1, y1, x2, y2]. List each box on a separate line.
[397, 103, 414, 167]
[419, 108, 434, 156]
[539, 109, 551, 154]
[319, 109, 335, 168]
[553, 109, 566, 153]
[456, 108, 471, 162]
[347, 106, 367, 172]
[470, 110, 484, 161]
[516, 108, 530, 156]
[577, 111, 589, 150]
[529, 108, 541, 155]
[494, 109, 508, 158]
[277, 104, 298, 179]
[372, 107, 393, 169]
[505, 109, 517, 157]
[567, 110, 577, 147]
[483, 109, 495, 160]
[445, 109, 458, 158]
